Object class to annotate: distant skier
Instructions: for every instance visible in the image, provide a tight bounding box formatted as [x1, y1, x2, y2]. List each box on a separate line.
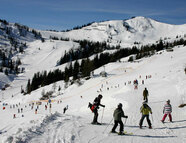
[35, 109, 37, 114]
[111, 103, 128, 135]
[45, 105, 47, 110]
[142, 80, 144, 84]
[143, 87, 149, 102]
[139, 102, 152, 129]
[133, 79, 138, 89]
[63, 105, 68, 114]
[88, 94, 105, 125]
[161, 100, 172, 123]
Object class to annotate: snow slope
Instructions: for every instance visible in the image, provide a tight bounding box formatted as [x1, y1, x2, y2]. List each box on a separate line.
[41, 17, 186, 47]
[1, 42, 186, 143]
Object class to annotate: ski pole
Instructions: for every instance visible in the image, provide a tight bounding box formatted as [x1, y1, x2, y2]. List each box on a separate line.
[101, 107, 105, 123]
[124, 118, 127, 125]
[103, 118, 113, 133]
[151, 114, 154, 122]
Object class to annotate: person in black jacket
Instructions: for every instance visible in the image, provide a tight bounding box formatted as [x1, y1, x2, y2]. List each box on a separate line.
[111, 103, 128, 135]
[91, 94, 105, 125]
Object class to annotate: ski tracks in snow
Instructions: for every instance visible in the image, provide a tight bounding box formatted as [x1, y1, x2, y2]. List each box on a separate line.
[6, 112, 84, 143]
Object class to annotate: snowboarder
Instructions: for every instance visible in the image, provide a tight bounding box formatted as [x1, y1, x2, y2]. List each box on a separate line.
[161, 100, 172, 123]
[139, 102, 152, 129]
[89, 94, 105, 125]
[111, 103, 128, 135]
[143, 87, 149, 102]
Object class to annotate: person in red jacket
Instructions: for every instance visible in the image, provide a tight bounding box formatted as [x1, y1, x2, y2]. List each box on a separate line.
[161, 100, 172, 123]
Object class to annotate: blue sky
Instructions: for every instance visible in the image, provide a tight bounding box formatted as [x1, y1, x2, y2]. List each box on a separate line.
[0, 0, 186, 31]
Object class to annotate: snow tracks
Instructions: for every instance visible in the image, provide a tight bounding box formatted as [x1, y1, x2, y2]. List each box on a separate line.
[5, 112, 84, 143]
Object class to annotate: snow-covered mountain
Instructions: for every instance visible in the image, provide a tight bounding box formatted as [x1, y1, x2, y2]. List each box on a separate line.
[41, 16, 186, 47]
[0, 17, 186, 143]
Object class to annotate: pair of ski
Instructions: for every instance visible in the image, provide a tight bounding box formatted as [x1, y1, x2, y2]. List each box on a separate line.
[110, 131, 133, 135]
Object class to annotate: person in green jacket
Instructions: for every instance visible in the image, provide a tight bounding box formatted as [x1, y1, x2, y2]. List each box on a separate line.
[139, 102, 152, 129]
[111, 103, 128, 135]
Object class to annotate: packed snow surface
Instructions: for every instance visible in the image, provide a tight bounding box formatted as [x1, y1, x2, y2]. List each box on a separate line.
[0, 41, 186, 143]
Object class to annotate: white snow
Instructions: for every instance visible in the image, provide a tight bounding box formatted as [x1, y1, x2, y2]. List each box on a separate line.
[41, 16, 186, 47]
[0, 17, 186, 143]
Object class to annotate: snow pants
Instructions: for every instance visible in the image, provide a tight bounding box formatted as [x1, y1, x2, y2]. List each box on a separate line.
[139, 114, 151, 127]
[93, 109, 98, 123]
[143, 96, 148, 102]
[112, 120, 124, 133]
[162, 113, 172, 122]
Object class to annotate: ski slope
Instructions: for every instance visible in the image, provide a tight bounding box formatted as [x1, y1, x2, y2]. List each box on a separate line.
[0, 40, 186, 143]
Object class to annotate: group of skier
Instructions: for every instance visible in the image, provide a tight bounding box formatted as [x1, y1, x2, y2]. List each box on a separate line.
[88, 87, 173, 135]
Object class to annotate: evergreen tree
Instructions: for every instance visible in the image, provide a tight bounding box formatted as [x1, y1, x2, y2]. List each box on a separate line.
[26, 79, 31, 94]
[73, 60, 80, 80]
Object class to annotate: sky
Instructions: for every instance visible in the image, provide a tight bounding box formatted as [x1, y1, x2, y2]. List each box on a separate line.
[0, 0, 186, 31]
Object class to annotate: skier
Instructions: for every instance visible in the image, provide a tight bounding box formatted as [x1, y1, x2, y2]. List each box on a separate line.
[111, 103, 128, 135]
[161, 100, 172, 123]
[89, 94, 105, 125]
[35, 108, 37, 114]
[139, 102, 152, 129]
[142, 80, 144, 84]
[143, 87, 149, 102]
[45, 105, 47, 110]
[63, 105, 68, 114]
[134, 79, 138, 89]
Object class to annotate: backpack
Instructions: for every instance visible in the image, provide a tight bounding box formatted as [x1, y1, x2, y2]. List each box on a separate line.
[88, 102, 96, 112]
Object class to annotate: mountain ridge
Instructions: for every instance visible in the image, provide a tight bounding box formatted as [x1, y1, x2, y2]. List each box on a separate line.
[41, 16, 186, 47]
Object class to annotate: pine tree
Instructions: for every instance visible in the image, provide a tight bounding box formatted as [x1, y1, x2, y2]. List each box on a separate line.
[26, 79, 31, 94]
[73, 60, 80, 80]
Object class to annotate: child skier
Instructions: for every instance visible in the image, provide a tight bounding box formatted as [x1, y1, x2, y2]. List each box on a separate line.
[139, 102, 152, 129]
[161, 100, 172, 123]
[111, 103, 128, 135]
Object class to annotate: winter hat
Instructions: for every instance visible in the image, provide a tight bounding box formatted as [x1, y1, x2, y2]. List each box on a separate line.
[167, 99, 170, 103]
[98, 94, 103, 98]
[118, 103, 123, 108]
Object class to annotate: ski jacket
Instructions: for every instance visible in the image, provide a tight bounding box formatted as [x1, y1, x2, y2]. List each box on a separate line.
[140, 105, 152, 115]
[113, 108, 127, 121]
[143, 89, 148, 97]
[163, 103, 172, 114]
[93, 97, 104, 108]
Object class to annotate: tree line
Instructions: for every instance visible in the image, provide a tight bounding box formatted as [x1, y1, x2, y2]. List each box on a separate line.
[25, 37, 186, 94]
